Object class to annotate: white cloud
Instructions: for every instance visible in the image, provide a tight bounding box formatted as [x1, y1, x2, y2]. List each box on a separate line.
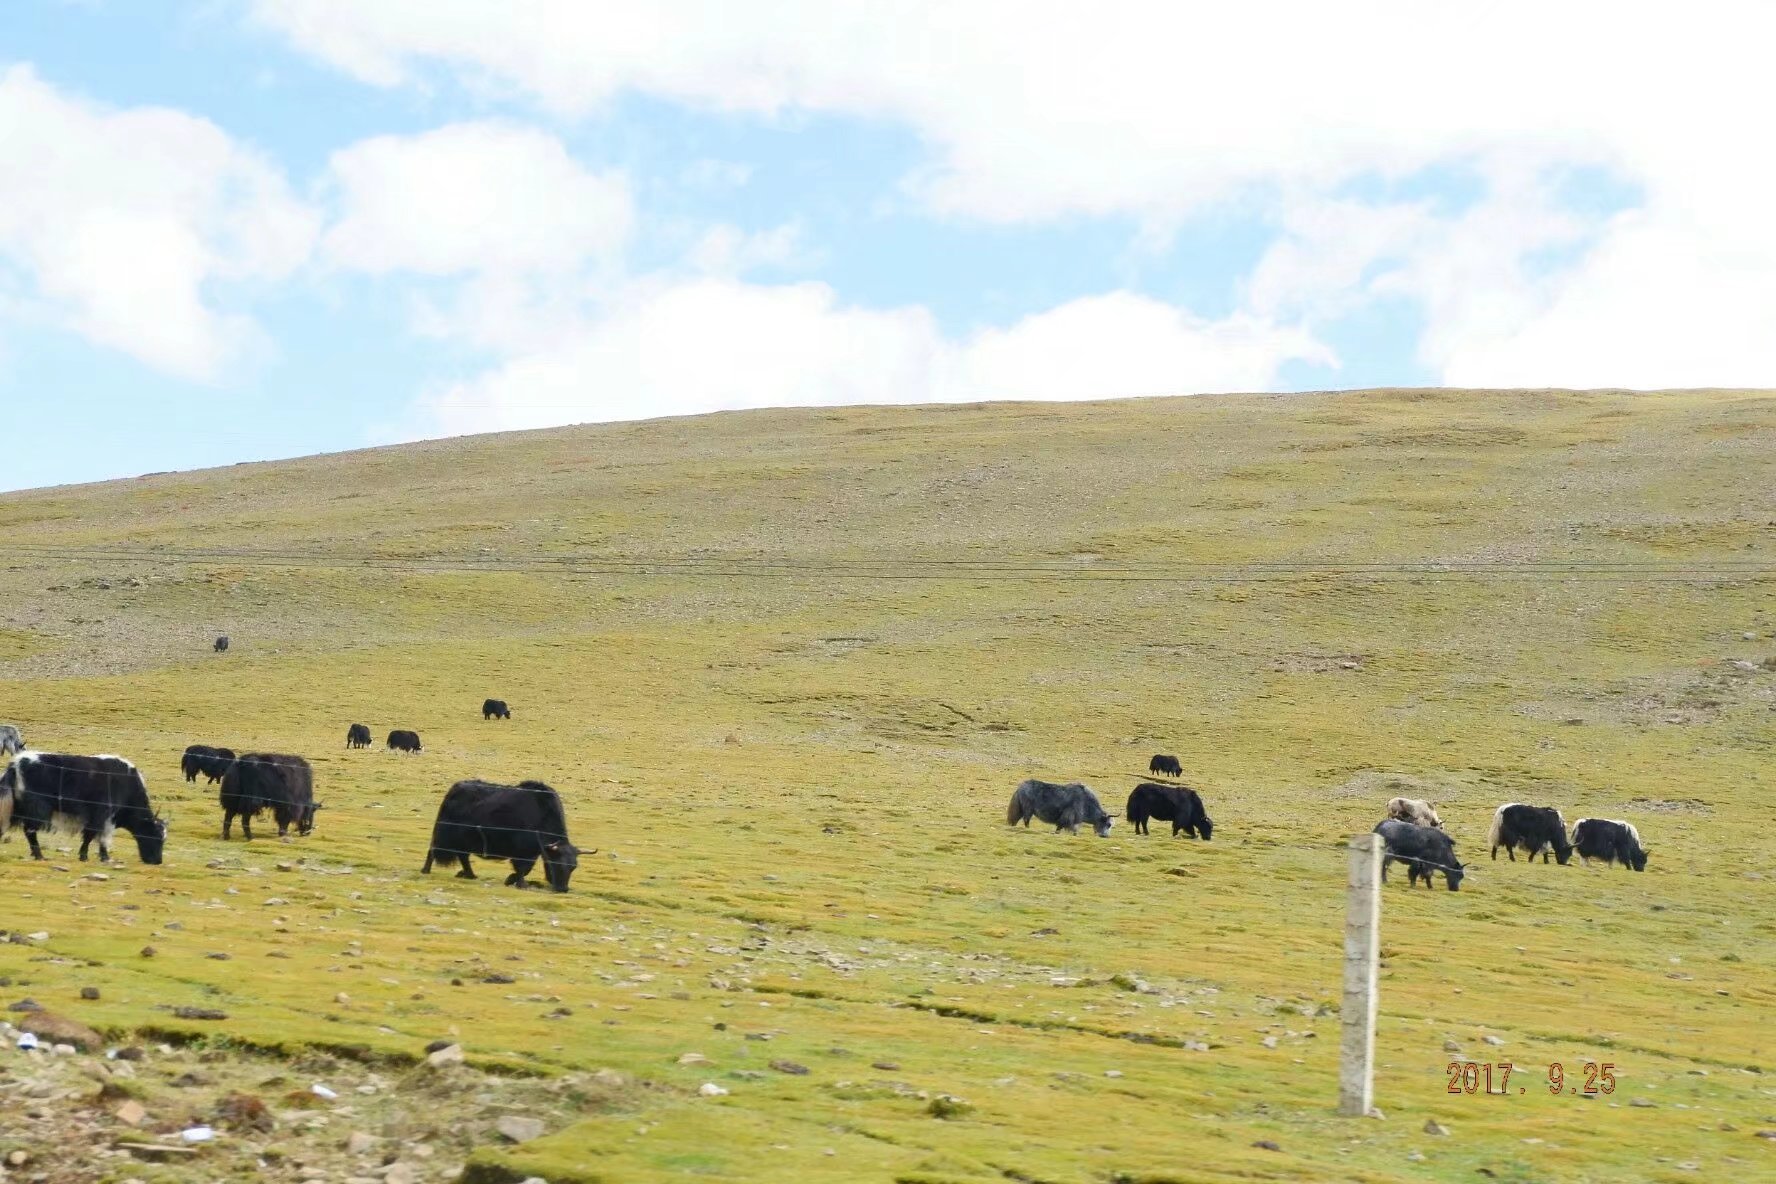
[420, 279, 1323, 437]
[687, 222, 819, 277]
[322, 120, 631, 276]
[254, 0, 1776, 389]
[0, 64, 317, 379]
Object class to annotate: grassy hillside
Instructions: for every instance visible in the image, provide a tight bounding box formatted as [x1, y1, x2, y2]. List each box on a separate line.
[1, 388, 1773, 1183]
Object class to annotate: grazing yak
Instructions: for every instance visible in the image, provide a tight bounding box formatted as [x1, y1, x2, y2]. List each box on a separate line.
[213, 635, 229, 653]
[386, 729, 423, 753]
[1126, 782, 1213, 838]
[1571, 818, 1649, 871]
[1148, 754, 1182, 778]
[219, 753, 318, 840]
[0, 751, 166, 864]
[181, 744, 236, 784]
[1386, 796, 1442, 828]
[1489, 803, 1573, 864]
[1373, 819, 1464, 890]
[422, 779, 584, 891]
[345, 723, 372, 749]
[482, 699, 511, 720]
[0, 724, 22, 756]
[1006, 779, 1114, 837]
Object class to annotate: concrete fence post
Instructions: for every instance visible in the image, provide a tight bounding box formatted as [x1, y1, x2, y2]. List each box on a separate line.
[1338, 832, 1383, 1116]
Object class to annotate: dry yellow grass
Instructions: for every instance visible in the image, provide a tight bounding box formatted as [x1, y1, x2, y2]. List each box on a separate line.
[1, 388, 1774, 1182]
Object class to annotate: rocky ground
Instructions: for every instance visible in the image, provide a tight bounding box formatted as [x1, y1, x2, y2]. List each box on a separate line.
[0, 1013, 626, 1184]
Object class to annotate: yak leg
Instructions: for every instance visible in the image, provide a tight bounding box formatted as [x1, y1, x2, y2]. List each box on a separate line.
[78, 829, 94, 860]
[222, 810, 234, 840]
[25, 828, 44, 860]
[455, 854, 476, 879]
[506, 856, 536, 888]
[421, 850, 435, 874]
[1379, 854, 1391, 882]
[240, 814, 253, 841]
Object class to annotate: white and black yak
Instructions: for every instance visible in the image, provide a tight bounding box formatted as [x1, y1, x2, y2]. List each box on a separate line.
[1126, 781, 1213, 838]
[219, 753, 318, 840]
[1006, 779, 1113, 837]
[1570, 818, 1649, 871]
[1374, 819, 1464, 890]
[422, 779, 585, 891]
[0, 751, 166, 863]
[1488, 803, 1573, 864]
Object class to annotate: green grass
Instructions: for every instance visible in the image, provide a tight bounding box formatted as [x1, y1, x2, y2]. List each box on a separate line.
[2, 388, 1775, 1182]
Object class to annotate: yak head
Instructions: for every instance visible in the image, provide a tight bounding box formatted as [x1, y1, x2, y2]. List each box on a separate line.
[1198, 814, 1214, 841]
[1553, 840, 1574, 865]
[133, 814, 168, 865]
[299, 801, 323, 836]
[1628, 847, 1649, 872]
[1091, 814, 1114, 838]
[1443, 861, 1465, 891]
[541, 840, 581, 892]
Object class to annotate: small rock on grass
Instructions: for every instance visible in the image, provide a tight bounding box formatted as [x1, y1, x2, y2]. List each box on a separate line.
[769, 1060, 809, 1076]
[699, 1083, 729, 1097]
[347, 1131, 377, 1155]
[1252, 1140, 1281, 1151]
[425, 1044, 464, 1068]
[496, 1116, 546, 1143]
[1424, 1119, 1450, 1136]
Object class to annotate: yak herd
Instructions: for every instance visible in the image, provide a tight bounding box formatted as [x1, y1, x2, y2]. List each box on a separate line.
[0, 698, 583, 893]
[1006, 756, 1650, 895]
[1, 717, 1653, 902]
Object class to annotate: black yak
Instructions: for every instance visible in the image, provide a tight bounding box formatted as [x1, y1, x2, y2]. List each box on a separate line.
[345, 723, 372, 749]
[482, 699, 511, 720]
[214, 635, 229, 652]
[181, 744, 236, 784]
[1148, 754, 1182, 778]
[1489, 803, 1572, 864]
[1570, 818, 1648, 871]
[1374, 819, 1464, 890]
[219, 753, 318, 840]
[1126, 781, 1213, 838]
[422, 779, 583, 891]
[1006, 779, 1113, 837]
[386, 729, 422, 753]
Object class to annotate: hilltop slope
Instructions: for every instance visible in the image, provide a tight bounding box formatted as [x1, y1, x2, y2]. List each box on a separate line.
[1, 389, 1773, 1183]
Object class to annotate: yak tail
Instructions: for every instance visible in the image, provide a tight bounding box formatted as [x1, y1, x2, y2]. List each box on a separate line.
[1486, 804, 1510, 849]
[0, 779, 13, 836]
[1006, 789, 1023, 825]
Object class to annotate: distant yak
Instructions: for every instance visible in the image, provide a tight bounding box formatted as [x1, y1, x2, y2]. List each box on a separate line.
[219, 753, 318, 841]
[0, 725, 23, 757]
[213, 635, 229, 653]
[345, 723, 372, 749]
[423, 778, 583, 892]
[1148, 754, 1182, 778]
[482, 699, 511, 720]
[181, 744, 236, 784]
[386, 729, 423, 754]
[1374, 819, 1464, 890]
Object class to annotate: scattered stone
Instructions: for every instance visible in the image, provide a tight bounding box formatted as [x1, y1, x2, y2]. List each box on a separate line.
[1104, 1069, 1124, 1078]
[172, 1007, 228, 1021]
[27, 932, 48, 942]
[1260, 1036, 1278, 1049]
[872, 1061, 901, 1072]
[1442, 1040, 1461, 1053]
[496, 1116, 546, 1143]
[677, 1052, 711, 1066]
[1252, 1140, 1281, 1151]
[1407, 1151, 1426, 1162]
[216, 1091, 273, 1132]
[769, 1060, 810, 1076]
[115, 1099, 148, 1126]
[1754, 1129, 1776, 1139]
[926, 1095, 973, 1119]
[1481, 1035, 1504, 1046]
[140, 946, 157, 958]
[384, 1164, 419, 1184]
[20, 1011, 102, 1051]
[1424, 1119, 1450, 1136]
[698, 1083, 729, 1097]
[206, 952, 231, 961]
[347, 1131, 377, 1155]
[8, 998, 42, 1012]
[425, 1044, 464, 1068]
[482, 974, 516, 985]
[79, 987, 100, 1001]
[1630, 1098, 1656, 1108]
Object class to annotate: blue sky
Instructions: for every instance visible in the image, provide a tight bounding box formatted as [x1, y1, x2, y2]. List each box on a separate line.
[2, 1, 1770, 492]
